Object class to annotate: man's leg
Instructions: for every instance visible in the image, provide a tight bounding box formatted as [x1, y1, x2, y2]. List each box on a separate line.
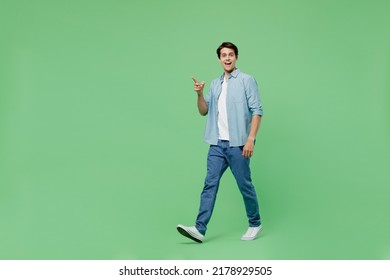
[227, 146, 261, 227]
[195, 143, 228, 235]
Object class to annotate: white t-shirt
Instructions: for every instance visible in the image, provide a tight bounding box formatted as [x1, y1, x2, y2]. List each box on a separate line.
[218, 77, 229, 140]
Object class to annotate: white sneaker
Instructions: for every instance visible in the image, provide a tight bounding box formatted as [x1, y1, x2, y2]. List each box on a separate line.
[241, 225, 263, 241]
[177, 224, 204, 243]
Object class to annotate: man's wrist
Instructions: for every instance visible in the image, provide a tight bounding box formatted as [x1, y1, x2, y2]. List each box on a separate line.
[247, 136, 255, 142]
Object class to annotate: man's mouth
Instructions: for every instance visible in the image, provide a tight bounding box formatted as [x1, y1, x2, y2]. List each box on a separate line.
[225, 62, 232, 66]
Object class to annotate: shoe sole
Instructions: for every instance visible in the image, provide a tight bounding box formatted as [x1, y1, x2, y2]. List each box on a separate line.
[241, 226, 263, 241]
[177, 226, 203, 243]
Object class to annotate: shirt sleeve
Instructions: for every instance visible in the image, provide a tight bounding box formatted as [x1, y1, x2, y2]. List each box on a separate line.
[204, 80, 213, 107]
[246, 76, 263, 116]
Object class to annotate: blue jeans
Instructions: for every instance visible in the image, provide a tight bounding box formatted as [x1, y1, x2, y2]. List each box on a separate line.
[195, 140, 261, 235]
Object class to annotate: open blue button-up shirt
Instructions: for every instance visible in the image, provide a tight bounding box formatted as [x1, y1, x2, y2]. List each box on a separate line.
[204, 68, 263, 147]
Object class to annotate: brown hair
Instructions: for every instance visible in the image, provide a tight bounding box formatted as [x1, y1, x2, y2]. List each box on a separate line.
[216, 42, 239, 58]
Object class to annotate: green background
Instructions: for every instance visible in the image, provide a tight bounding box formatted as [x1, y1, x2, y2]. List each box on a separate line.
[1, 0, 389, 259]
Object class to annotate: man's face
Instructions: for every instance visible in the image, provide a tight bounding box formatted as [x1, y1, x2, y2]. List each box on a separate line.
[219, 47, 237, 73]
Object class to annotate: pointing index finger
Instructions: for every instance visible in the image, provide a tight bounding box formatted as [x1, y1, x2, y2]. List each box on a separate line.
[192, 77, 199, 84]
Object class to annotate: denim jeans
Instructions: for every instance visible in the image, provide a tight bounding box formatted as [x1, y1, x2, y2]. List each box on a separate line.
[195, 140, 261, 235]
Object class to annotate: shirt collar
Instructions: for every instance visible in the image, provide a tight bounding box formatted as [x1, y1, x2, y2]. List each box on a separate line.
[219, 68, 241, 82]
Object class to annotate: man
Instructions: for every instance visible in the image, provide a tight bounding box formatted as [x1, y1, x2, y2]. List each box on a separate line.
[177, 42, 263, 243]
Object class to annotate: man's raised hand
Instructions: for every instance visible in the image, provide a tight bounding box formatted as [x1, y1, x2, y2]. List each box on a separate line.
[192, 77, 205, 95]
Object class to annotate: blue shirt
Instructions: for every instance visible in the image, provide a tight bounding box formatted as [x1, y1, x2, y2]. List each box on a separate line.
[204, 68, 263, 146]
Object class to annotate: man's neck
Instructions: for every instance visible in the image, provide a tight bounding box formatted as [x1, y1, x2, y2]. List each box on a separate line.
[224, 68, 237, 80]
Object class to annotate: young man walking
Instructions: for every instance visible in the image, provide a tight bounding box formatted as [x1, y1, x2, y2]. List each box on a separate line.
[177, 42, 263, 243]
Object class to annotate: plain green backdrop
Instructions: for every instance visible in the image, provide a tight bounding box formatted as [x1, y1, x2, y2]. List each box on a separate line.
[1, 0, 389, 259]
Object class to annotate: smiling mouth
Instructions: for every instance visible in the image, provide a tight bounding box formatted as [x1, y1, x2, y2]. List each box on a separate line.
[225, 62, 232, 66]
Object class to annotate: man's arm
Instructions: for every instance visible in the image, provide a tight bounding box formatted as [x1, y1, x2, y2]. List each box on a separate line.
[197, 93, 208, 116]
[192, 77, 208, 116]
[242, 115, 262, 158]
